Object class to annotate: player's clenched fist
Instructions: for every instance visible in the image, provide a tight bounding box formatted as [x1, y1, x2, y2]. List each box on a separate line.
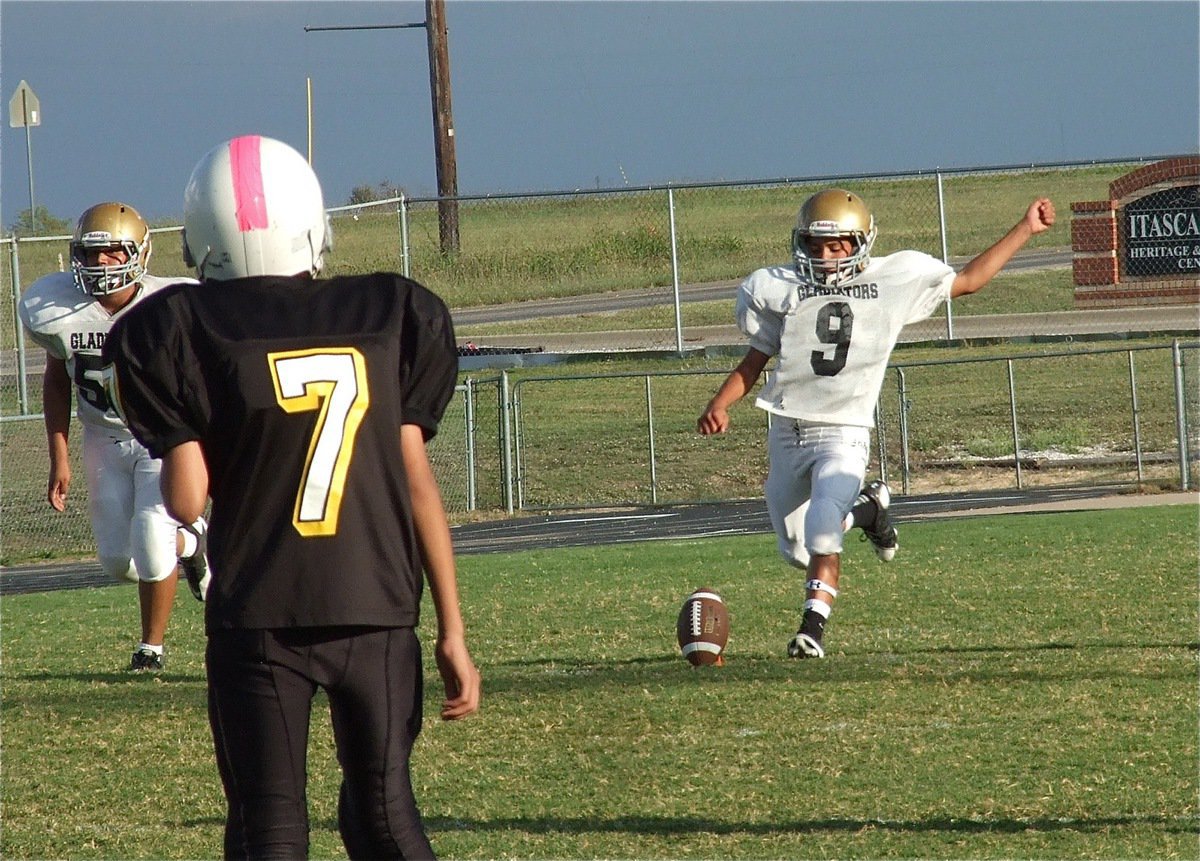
[697, 404, 729, 436]
[1028, 197, 1055, 233]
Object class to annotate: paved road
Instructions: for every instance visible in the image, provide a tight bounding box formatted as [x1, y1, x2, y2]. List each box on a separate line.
[6, 251, 1196, 376]
[457, 306, 1200, 356]
[4, 485, 1194, 596]
[451, 249, 1075, 327]
[448, 249, 1197, 355]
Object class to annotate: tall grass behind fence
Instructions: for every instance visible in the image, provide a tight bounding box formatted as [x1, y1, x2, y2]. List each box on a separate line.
[512, 369, 770, 510]
[397, 161, 1155, 346]
[400, 191, 677, 309]
[2, 417, 94, 561]
[0, 158, 1164, 358]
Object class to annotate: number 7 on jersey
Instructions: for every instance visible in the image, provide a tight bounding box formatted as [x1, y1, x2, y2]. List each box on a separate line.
[268, 348, 370, 537]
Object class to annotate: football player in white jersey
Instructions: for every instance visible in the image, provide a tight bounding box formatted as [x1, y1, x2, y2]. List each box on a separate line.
[699, 189, 1055, 658]
[18, 202, 211, 672]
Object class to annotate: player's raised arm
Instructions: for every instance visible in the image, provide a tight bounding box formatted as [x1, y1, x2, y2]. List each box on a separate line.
[951, 198, 1056, 298]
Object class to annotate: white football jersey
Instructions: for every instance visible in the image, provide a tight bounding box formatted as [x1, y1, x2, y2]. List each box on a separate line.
[18, 272, 197, 434]
[738, 250, 955, 428]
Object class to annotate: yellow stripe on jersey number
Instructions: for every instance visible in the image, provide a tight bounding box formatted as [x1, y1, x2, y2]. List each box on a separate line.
[268, 348, 370, 537]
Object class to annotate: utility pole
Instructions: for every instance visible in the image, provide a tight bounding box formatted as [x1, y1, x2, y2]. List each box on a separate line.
[425, 0, 460, 253]
[305, 0, 460, 253]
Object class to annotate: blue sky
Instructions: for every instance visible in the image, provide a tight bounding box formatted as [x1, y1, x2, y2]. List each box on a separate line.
[2, 1, 1197, 226]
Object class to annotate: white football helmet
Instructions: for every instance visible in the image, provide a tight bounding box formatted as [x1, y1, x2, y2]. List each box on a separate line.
[791, 189, 877, 285]
[182, 135, 331, 280]
[70, 202, 152, 296]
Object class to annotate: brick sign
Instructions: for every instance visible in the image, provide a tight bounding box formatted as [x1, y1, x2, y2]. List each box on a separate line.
[1071, 156, 1200, 307]
[1122, 184, 1200, 277]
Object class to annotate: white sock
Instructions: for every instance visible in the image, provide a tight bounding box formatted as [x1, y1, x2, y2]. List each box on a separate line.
[137, 642, 164, 655]
[803, 598, 832, 618]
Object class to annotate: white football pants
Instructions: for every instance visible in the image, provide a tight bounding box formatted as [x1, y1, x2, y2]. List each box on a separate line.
[82, 428, 180, 584]
[764, 418, 869, 569]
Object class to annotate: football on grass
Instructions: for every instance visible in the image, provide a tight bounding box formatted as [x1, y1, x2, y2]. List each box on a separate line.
[676, 588, 729, 666]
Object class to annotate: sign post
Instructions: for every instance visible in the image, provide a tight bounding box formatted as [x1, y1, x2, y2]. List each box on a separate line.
[8, 80, 41, 233]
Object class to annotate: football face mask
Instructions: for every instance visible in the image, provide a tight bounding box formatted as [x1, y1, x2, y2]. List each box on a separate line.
[70, 202, 152, 296]
[791, 189, 877, 286]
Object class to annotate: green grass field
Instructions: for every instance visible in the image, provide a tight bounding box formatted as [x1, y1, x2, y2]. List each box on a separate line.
[2, 505, 1196, 860]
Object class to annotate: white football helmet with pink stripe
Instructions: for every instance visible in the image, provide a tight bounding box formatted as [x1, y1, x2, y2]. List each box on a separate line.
[182, 135, 331, 281]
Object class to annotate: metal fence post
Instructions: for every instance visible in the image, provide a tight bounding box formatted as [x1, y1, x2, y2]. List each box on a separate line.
[1172, 339, 1190, 490]
[1127, 351, 1145, 486]
[936, 170, 954, 341]
[895, 367, 910, 495]
[1184, 343, 1200, 489]
[1007, 359, 1023, 488]
[10, 235, 29, 414]
[667, 187, 683, 354]
[645, 375, 658, 504]
[500, 371, 515, 513]
[399, 194, 411, 279]
[463, 379, 477, 511]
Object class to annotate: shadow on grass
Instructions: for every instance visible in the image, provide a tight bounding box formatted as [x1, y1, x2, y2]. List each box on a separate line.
[3, 671, 207, 714]
[899, 640, 1200, 656]
[18, 669, 208, 685]
[418, 812, 1197, 837]
[478, 639, 1200, 694]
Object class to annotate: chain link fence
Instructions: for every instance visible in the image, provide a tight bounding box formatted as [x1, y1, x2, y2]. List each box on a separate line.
[3, 156, 1195, 563]
[396, 157, 1186, 350]
[501, 341, 1196, 512]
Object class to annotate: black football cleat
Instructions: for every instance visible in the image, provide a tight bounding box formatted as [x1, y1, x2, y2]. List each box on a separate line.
[859, 480, 899, 562]
[128, 648, 164, 673]
[179, 520, 210, 602]
[787, 631, 825, 659]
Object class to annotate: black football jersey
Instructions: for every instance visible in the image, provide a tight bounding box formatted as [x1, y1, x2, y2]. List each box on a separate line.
[104, 273, 458, 632]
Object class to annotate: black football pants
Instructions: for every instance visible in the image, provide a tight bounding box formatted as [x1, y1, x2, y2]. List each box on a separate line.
[206, 626, 432, 860]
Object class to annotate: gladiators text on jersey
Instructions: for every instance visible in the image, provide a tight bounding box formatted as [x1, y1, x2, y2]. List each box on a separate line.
[796, 282, 881, 301]
[70, 331, 108, 351]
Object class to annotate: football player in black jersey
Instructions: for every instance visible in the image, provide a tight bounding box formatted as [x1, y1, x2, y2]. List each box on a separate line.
[104, 135, 480, 859]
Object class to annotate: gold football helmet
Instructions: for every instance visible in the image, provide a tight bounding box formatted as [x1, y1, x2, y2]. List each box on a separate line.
[791, 189, 877, 285]
[70, 202, 152, 296]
